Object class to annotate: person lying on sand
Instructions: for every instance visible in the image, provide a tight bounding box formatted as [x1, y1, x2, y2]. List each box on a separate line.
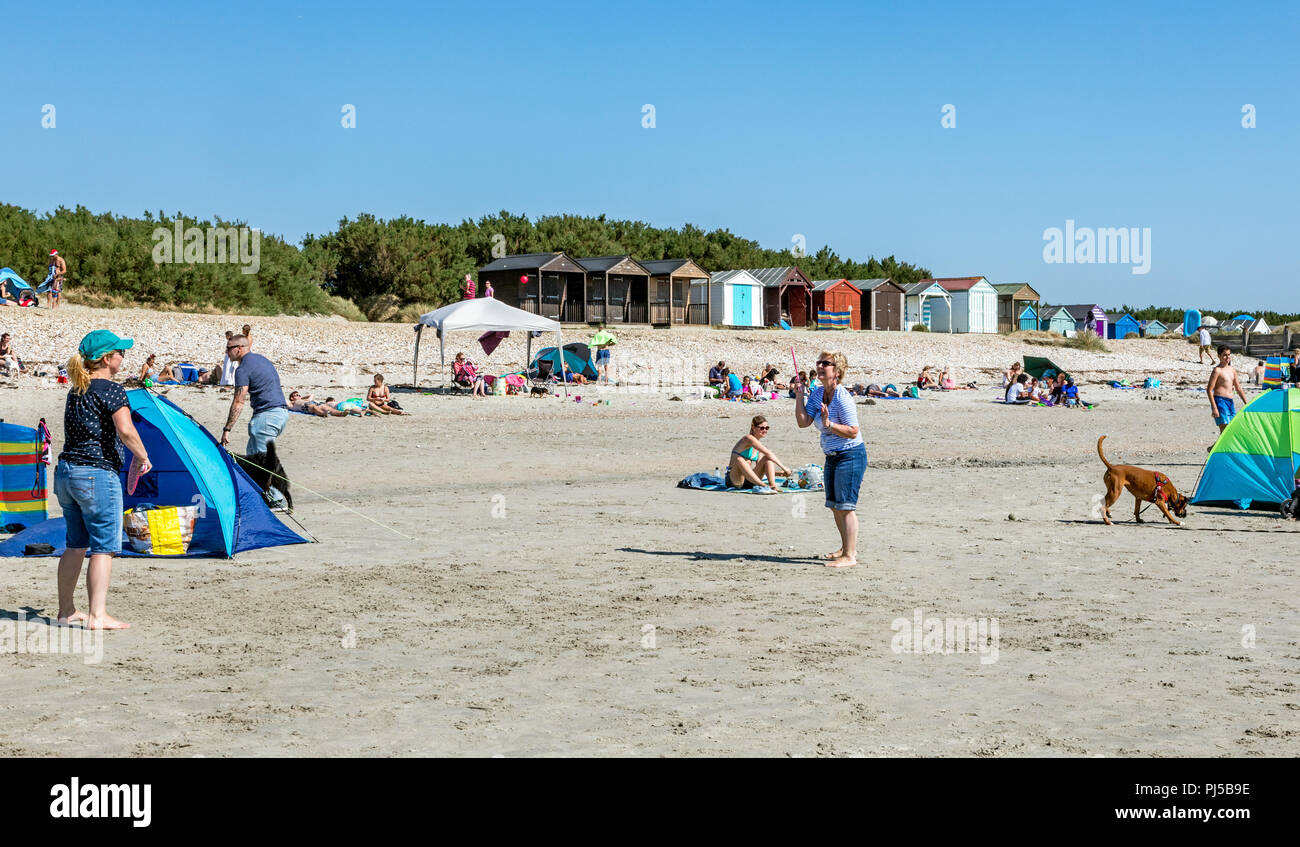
[289, 391, 348, 417]
[865, 383, 901, 398]
[726, 415, 791, 493]
[367, 374, 408, 415]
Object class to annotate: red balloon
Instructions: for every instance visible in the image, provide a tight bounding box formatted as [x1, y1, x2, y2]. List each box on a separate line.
[520, 274, 529, 285]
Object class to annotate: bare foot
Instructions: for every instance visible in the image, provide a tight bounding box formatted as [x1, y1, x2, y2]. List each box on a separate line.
[85, 615, 131, 630]
[822, 550, 844, 560]
[825, 556, 857, 568]
[57, 610, 89, 625]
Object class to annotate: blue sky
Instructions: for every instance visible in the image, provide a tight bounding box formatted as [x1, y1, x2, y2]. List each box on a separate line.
[4, 0, 1297, 310]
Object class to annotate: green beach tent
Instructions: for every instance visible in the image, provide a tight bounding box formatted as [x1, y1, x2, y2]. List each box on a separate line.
[1022, 356, 1070, 381]
[1192, 388, 1300, 506]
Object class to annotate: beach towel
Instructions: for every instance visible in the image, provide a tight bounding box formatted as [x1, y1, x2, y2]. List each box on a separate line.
[478, 331, 509, 356]
[677, 466, 824, 493]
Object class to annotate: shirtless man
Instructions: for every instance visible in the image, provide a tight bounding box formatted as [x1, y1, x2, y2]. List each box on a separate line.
[1207, 345, 1248, 439]
[48, 249, 67, 309]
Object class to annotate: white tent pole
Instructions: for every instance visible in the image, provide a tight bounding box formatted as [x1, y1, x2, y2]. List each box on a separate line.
[439, 327, 446, 387]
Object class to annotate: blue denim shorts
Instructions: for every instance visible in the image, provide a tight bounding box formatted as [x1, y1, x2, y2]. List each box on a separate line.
[53, 461, 123, 555]
[824, 443, 867, 511]
[247, 407, 289, 454]
[595, 349, 611, 365]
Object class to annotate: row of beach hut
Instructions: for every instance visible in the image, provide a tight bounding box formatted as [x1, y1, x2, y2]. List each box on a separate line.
[476, 253, 1201, 336]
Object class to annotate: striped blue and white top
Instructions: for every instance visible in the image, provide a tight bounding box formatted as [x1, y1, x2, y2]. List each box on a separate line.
[804, 384, 864, 454]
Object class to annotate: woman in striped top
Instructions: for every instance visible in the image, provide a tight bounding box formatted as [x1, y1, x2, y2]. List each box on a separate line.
[795, 350, 866, 568]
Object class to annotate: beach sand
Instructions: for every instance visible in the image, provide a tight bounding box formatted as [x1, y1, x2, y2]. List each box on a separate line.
[0, 306, 1295, 756]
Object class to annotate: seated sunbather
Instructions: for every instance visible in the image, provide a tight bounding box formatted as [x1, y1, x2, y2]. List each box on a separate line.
[1005, 373, 1031, 403]
[367, 374, 408, 415]
[289, 391, 348, 417]
[1001, 362, 1023, 388]
[726, 415, 790, 492]
[917, 365, 938, 389]
[939, 367, 977, 390]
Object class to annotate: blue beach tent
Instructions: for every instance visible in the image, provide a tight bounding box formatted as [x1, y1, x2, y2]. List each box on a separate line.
[0, 390, 307, 557]
[528, 342, 599, 380]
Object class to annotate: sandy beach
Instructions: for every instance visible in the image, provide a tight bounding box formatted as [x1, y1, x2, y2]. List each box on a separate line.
[1, 306, 1296, 756]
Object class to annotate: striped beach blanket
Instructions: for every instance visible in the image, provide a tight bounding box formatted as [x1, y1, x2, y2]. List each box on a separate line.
[817, 310, 851, 329]
[0, 421, 48, 530]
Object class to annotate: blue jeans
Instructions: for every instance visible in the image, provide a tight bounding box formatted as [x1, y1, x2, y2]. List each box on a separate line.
[53, 461, 123, 555]
[824, 443, 867, 511]
[247, 407, 289, 507]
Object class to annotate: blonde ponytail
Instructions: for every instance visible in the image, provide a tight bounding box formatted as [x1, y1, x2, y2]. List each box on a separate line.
[66, 354, 97, 394]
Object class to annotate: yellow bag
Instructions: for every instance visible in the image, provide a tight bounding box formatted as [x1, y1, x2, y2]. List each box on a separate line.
[123, 505, 198, 555]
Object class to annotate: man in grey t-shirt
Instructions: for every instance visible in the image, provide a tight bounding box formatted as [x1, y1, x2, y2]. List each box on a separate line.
[219, 334, 289, 507]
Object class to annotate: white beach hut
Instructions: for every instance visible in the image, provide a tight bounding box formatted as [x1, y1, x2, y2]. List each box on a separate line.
[690, 270, 765, 328]
[928, 277, 999, 333]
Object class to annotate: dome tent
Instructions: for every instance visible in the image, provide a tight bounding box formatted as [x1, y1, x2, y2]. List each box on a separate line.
[1192, 387, 1300, 507]
[0, 390, 307, 558]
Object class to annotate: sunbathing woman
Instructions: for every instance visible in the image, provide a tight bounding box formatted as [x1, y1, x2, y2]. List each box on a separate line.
[865, 383, 901, 398]
[727, 415, 791, 493]
[367, 374, 408, 415]
[139, 354, 175, 383]
[917, 365, 938, 389]
[1002, 362, 1022, 388]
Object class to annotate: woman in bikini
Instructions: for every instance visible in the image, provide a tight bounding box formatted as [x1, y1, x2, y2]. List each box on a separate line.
[367, 374, 408, 415]
[289, 391, 347, 417]
[726, 415, 791, 493]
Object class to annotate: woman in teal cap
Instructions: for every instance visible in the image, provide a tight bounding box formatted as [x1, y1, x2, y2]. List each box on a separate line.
[54, 330, 151, 630]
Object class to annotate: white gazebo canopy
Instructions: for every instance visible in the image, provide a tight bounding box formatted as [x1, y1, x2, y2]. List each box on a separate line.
[412, 297, 564, 390]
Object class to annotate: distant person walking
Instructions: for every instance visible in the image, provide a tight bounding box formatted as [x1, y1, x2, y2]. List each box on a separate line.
[1197, 325, 1213, 364]
[219, 334, 289, 507]
[1207, 345, 1248, 441]
[463, 274, 477, 300]
[55, 330, 150, 630]
[45, 249, 67, 309]
[795, 350, 866, 568]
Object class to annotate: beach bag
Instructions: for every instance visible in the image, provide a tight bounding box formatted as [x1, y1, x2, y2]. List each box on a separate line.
[1143, 377, 1161, 388]
[795, 464, 825, 490]
[906, 385, 920, 398]
[124, 504, 198, 555]
[337, 398, 366, 413]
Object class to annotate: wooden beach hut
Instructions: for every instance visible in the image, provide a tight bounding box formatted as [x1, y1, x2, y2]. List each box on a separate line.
[1039, 306, 1075, 336]
[1062, 304, 1109, 337]
[810, 279, 864, 330]
[641, 259, 710, 325]
[478, 253, 588, 322]
[993, 283, 1041, 333]
[929, 277, 998, 333]
[1109, 313, 1141, 339]
[1140, 319, 1168, 337]
[741, 267, 813, 327]
[577, 256, 652, 325]
[1018, 304, 1039, 331]
[854, 279, 906, 331]
[904, 281, 952, 332]
[692, 270, 764, 328]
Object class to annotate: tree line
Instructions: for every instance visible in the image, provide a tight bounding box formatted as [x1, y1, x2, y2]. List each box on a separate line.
[1, 203, 934, 319]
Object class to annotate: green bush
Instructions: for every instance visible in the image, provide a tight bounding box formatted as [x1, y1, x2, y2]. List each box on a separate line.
[911, 323, 930, 332]
[1067, 329, 1109, 352]
[1124, 332, 1140, 339]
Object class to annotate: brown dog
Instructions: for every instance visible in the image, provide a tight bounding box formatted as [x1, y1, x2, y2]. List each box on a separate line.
[1097, 436, 1188, 526]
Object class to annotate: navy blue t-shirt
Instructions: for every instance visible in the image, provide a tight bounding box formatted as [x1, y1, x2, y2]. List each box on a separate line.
[59, 379, 129, 472]
[233, 352, 287, 413]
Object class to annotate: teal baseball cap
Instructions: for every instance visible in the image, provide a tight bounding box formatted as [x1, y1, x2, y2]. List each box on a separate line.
[78, 329, 134, 361]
